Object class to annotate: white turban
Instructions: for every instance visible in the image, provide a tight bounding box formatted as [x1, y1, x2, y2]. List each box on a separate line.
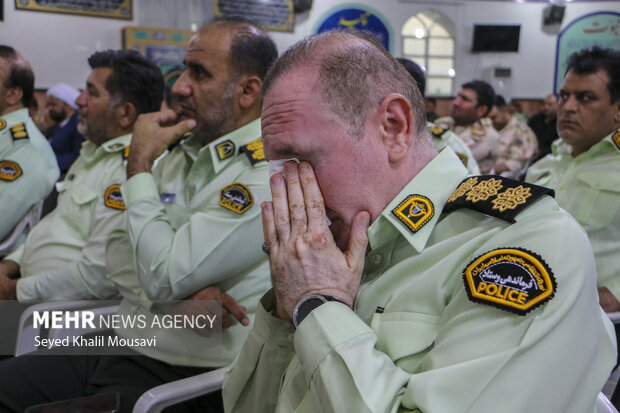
[47, 83, 80, 109]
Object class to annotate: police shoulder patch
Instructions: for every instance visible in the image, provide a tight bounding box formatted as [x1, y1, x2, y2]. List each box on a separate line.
[104, 184, 125, 210]
[470, 124, 486, 137]
[10, 123, 28, 141]
[612, 130, 620, 151]
[391, 194, 434, 233]
[220, 183, 254, 214]
[215, 140, 236, 161]
[443, 175, 554, 223]
[463, 247, 556, 315]
[0, 120, 6, 131]
[0, 160, 22, 181]
[240, 138, 266, 166]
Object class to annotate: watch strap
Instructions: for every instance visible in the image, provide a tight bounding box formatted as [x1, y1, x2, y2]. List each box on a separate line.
[292, 294, 342, 328]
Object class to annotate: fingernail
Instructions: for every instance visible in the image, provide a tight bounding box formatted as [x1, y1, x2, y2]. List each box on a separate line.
[272, 174, 283, 185]
[241, 317, 250, 326]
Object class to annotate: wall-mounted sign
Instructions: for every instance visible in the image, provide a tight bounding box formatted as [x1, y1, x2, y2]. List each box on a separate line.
[314, 5, 391, 52]
[215, 0, 294, 32]
[15, 0, 132, 20]
[554, 11, 620, 92]
[123, 27, 194, 87]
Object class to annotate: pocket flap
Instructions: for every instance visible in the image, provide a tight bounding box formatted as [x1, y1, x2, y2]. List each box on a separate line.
[577, 171, 620, 193]
[71, 185, 98, 205]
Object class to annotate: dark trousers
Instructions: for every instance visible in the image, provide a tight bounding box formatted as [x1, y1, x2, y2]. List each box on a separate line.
[0, 354, 223, 413]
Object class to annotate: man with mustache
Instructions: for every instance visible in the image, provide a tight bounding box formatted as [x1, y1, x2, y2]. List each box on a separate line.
[222, 31, 615, 413]
[526, 47, 620, 313]
[0, 46, 58, 251]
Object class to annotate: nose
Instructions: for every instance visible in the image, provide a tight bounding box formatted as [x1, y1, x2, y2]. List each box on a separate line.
[560, 94, 577, 113]
[75, 90, 87, 108]
[171, 71, 191, 97]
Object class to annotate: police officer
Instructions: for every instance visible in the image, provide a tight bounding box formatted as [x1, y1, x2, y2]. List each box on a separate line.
[223, 31, 615, 413]
[0, 46, 58, 252]
[488, 94, 538, 178]
[526, 47, 620, 313]
[436, 80, 500, 174]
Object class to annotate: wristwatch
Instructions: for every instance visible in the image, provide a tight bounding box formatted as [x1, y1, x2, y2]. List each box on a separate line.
[292, 294, 342, 328]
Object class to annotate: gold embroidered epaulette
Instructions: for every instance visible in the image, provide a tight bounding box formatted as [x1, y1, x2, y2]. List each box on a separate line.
[241, 138, 266, 166]
[10, 123, 29, 141]
[612, 130, 620, 151]
[443, 175, 554, 223]
[429, 126, 446, 138]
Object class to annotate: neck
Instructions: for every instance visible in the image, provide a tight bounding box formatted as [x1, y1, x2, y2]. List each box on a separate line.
[1, 104, 24, 116]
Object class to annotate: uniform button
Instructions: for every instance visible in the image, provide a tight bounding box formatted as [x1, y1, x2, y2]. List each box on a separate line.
[372, 254, 383, 265]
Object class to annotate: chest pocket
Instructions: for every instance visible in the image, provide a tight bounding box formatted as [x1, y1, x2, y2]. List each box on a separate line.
[371, 311, 441, 372]
[66, 185, 98, 236]
[571, 171, 620, 229]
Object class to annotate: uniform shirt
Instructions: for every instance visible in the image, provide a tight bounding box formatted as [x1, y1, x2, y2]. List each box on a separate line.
[0, 108, 59, 243]
[428, 123, 480, 175]
[436, 116, 500, 174]
[223, 147, 615, 413]
[496, 116, 538, 177]
[526, 130, 620, 302]
[7, 134, 131, 302]
[112, 118, 271, 367]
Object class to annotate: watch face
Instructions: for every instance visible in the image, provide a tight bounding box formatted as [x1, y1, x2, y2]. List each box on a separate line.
[293, 296, 327, 327]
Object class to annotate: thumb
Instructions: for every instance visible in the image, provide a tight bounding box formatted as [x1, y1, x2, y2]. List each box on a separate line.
[167, 118, 196, 140]
[345, 211, 370, 272]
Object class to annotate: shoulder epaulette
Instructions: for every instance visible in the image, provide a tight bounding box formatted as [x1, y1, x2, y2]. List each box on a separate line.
[240, 137, 266, 166]
[122, 146, 130, 161]
[429, 126, 446, 138]
[443, 175, 554, 223]
[10, 122, 29, 142]
[612, 131, 620, 151]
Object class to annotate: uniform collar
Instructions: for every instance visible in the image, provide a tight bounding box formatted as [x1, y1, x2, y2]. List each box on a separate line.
[368, 147, 468, 253]
[81, 133, 132, 163]
[0, 108, 29, 126]
[207, 118, 262, 174]
[551, 129, 620, 157]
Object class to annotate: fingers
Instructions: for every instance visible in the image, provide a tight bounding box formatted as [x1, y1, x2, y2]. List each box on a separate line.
[345, 211, 371, 273]
[221, 292, 250, 326]
[298, 162, 328, 229]
[284, 161, 308, 235]
[262, 202, 277, 244]
[270, 173, 291, 241]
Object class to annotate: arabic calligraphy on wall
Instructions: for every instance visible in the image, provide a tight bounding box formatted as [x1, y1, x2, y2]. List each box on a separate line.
[314, 6, 392, 52]
[554, 11, 620, 92]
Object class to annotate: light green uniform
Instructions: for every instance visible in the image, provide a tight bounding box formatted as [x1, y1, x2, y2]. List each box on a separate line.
[428, 123, 480, 175]
[7, 134, 131, 302]
[526, 130, 620, 301]
[112, 118, 271, 367]
[0, 108, 59, 244]
[224, 147, 615, 413]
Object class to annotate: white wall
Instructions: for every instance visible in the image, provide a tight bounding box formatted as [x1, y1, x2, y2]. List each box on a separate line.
[0, 0, 618, 97]
[268, 0, 620, 98]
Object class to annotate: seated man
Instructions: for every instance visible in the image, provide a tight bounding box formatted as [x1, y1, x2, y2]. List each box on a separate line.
[45, 82, 85, 174]
[0, 49, 163, 302]
[528, 93, 559, 159]
[526, 46, 620, 312]
[396, 57, 480, 175]
[489, 94, 538, 178]
[0, 46, 59, 251]
[223, 30, 615, 413]
[436, 79, 500, 174]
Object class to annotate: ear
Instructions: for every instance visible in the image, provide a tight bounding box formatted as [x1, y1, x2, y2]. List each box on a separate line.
[378, 93, 414, 163]
[613, 99, 620, 125]
[5, 87, 23, 107]
[116, 102, 137, 129]
[237, 75, 262, 110]
[476, 105, 489, 119]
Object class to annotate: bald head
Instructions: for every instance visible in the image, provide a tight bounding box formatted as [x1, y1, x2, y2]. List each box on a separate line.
[262, 30, 428, 139]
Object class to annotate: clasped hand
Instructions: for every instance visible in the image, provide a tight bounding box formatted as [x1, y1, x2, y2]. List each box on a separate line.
[261, 161, 370, 320]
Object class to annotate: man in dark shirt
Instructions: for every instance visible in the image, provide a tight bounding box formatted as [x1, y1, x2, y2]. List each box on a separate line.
[528, 93, 559, 159]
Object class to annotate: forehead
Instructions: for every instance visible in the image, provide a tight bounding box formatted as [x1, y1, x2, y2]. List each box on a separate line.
[561, 69, 610, 94]
[184, 26, 232, 67]
[458, 88, 478, 101]
[87, 67, 112, 90]
[46, 95, 63, 105]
